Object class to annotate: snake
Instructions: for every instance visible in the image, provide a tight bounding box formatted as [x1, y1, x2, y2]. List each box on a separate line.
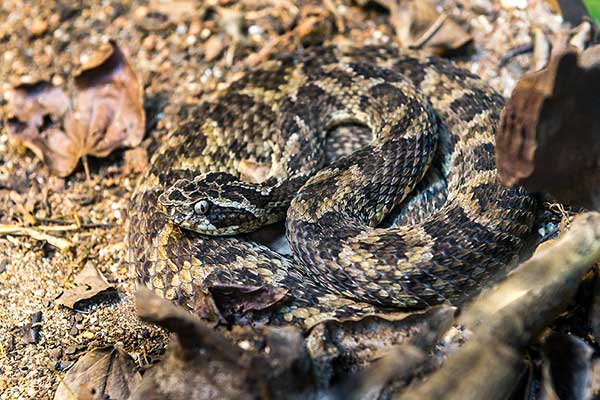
[126, 45, 537, 328]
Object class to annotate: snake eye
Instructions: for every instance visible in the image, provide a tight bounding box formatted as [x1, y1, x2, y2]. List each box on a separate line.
[194, 200, 210, 214]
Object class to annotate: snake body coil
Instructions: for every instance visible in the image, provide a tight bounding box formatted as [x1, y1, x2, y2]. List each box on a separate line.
[126, 45, 536, 327]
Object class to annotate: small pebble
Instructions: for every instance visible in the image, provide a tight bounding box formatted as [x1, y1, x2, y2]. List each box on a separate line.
[81, 331, 95, 340]
[133, 6, 149, 20]
[29, 19, 48, 36]
[143, 35, 157, 50]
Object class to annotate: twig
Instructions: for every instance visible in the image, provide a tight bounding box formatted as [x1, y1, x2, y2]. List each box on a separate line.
[399, 212, 600, 399]
[0, 224, 73, 250]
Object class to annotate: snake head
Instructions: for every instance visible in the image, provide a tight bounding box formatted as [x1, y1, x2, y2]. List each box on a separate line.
[158, 171, 274, 235]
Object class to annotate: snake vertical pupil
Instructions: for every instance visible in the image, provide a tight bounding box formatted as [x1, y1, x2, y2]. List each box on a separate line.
[195, 200, 209, 214]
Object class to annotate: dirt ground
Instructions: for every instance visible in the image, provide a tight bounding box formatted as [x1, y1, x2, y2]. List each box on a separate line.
[0, 0, 578, 398]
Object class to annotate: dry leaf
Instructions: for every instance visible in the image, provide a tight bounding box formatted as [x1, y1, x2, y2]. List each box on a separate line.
[369, 0, 472, 56]
[54, 346, 142, 400]
[496, 46, 600, 209]
[19, 311, 43, 345]
[6, 41, 145, 177]
[69, 41, 145, 158]
[207, 284, 288, 323]
[56, 262, 117, 310]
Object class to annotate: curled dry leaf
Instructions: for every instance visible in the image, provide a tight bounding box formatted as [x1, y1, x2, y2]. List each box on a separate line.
[6, 41, 145, 177]
[56, 262, 117, 310]
[54, 346, 142, 400]
[69, 41, 145, 158]
[496, 46, 600, 209]
[6, 82, 71, 174]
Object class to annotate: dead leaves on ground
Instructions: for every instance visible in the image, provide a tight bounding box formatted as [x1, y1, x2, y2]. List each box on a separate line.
[56, 262, 118, 310]
[54, 346, 142, 400]
[496, 45, 600, 209]
[6, 41, 145, 177]
[367, 0, 472, 56]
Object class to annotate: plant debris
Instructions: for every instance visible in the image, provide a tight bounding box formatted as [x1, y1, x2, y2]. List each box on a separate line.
[496, 45, 600, 209]
[56, 262, 118, 311]
[367, 0, 473, 55]
[0, 224, 73, 250]
[401, 212, 600, 398]
[53, 346, 143, 400]
[133, 288, 313, 399]
[204, 284, 289, 323]
[0, 1, 592, 398]
[6, 41, 144, 178]
[20, 311, 43, 345]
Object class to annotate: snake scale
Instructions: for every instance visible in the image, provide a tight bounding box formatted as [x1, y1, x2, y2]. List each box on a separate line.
[126, 45, 536, 328]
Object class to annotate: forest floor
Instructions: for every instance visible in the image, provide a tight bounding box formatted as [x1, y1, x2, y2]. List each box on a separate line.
[0, 0, 579, 398]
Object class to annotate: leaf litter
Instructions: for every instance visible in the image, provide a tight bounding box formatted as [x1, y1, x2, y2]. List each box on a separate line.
[6, 41, 145, 178]
[0, 0, 597, 399]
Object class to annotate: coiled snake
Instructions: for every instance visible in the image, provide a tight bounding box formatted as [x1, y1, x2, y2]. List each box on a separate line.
[126, 45, 536, 328]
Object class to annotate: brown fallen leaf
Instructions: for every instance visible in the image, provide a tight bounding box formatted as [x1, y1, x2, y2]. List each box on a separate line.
[19, 311, 43, 345]
[69, 41, 145, 158]
[54, 346, 142, 400]
[56, 262, 118, 310]
[204, 284, 288, 323]
[369, 0, 472, 56]
[6, 81, 69, 128]
[6, 41, 145, 177]
[496, 46, 600, 209]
